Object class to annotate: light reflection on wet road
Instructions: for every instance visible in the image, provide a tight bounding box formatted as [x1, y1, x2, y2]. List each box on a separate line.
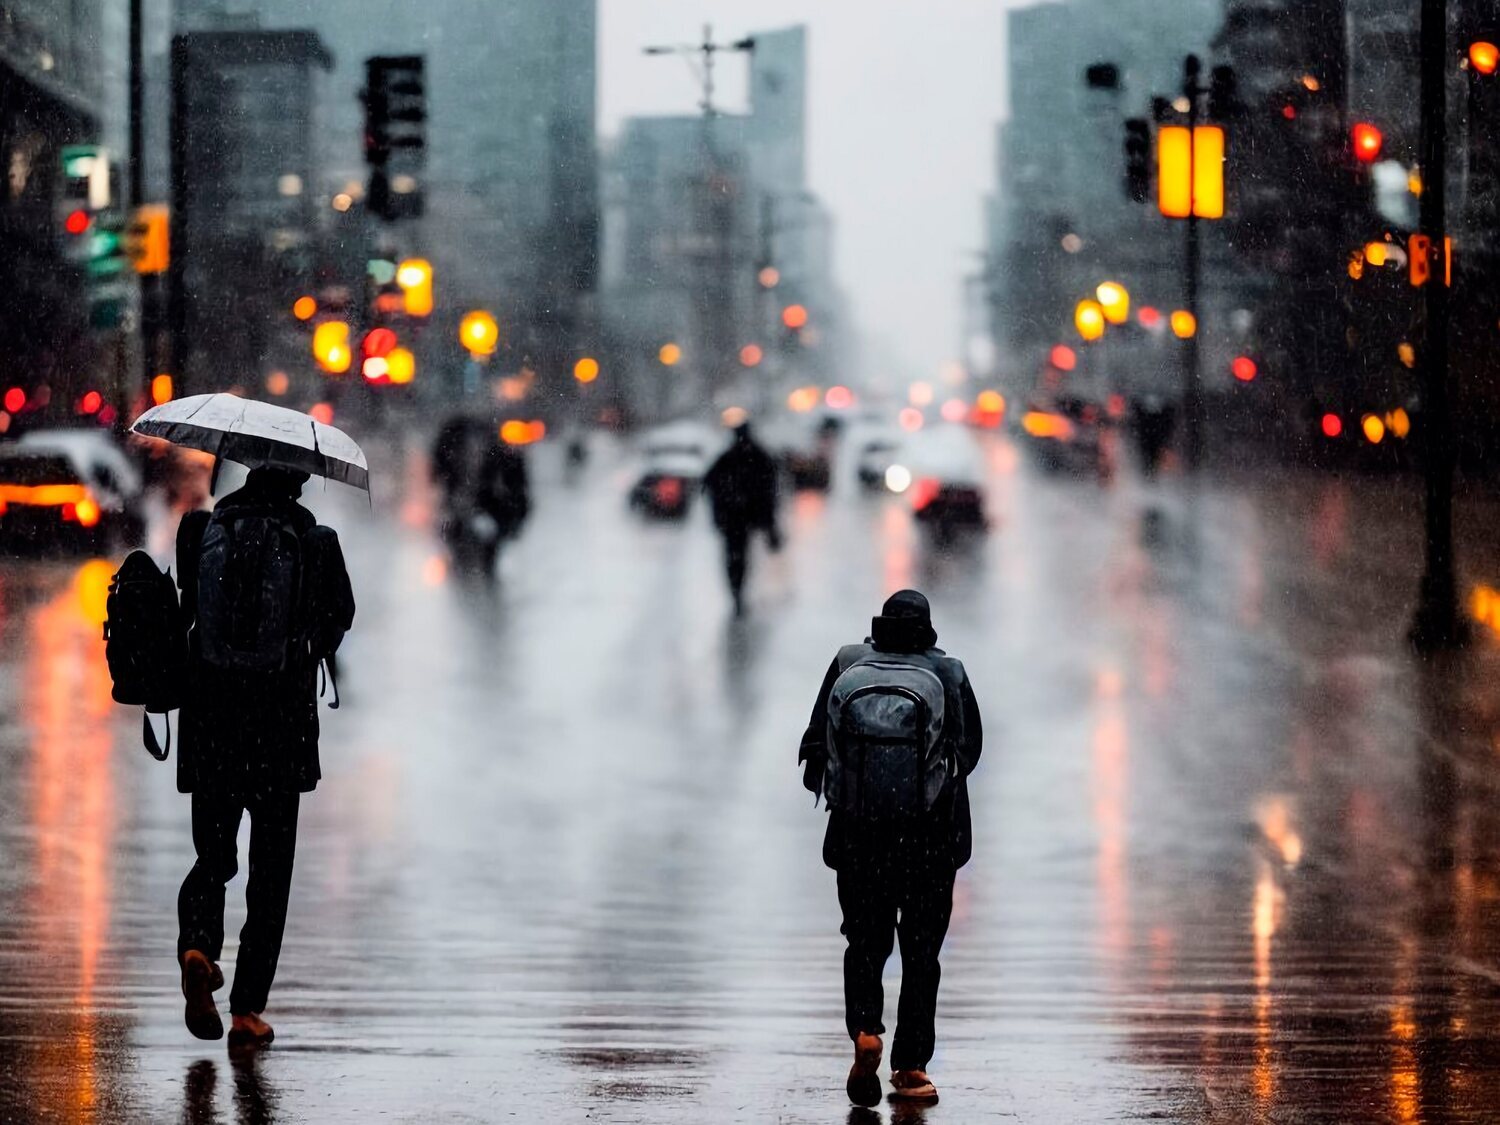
[5, 434, 1500, 1122]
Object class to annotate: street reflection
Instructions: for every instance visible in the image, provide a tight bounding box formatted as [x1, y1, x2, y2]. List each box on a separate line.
[20, 560, 119, 1119]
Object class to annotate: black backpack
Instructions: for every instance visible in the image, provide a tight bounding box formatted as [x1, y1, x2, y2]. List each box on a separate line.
[105, 551, 188, 760]
[824, 644, 956, 822]
[195, 505, 306, 673]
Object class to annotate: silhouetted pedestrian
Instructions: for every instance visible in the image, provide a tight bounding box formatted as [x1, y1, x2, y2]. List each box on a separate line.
[702, 422, 781, 615]
[174, 466, 354, 1049]
[798, 590, 982, 1106]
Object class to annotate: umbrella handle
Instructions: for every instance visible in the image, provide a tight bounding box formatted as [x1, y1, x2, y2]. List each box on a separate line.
[209, 452, 224, 496]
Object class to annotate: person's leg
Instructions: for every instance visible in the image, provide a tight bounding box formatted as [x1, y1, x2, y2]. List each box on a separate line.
[889, 865, 957, 1074]
[838, 866, 897, 1042]
[723, 525, 750, 603]
[838, 863, 897, 1105]
[228, 791, 300, 1018]
[178, 792, 243, 965]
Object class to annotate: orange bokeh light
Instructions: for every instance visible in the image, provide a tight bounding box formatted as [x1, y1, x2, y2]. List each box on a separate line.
[782, 304, 809, 330]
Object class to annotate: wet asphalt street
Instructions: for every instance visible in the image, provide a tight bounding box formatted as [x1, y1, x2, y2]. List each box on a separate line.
[7, 429, 1500, 1123]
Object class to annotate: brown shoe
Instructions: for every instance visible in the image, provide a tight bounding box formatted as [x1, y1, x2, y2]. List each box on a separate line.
[889, 1069, 939, 1103]
[180, 950, 224, 1041]
[846, 1032, 883, 1107]
[227, 1013, 275, 1051]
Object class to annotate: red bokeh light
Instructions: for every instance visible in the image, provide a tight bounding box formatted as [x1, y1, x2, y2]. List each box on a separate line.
[782, 304, 810, 330]
[362, 327, 398, 358]
[1321, 412, 1343, 438]
[64, 209, 90, 235]
[825, 385, 854, 410]
[899, 407, 924, 432]
[3, 387, 25, 413]
[1049, 344, 1077, 372]
[1231, 356, 1258, 382]
[78, 390, 103, 414]
[1352, 122, 1383, 162]
[1281, 104, 1297, 121]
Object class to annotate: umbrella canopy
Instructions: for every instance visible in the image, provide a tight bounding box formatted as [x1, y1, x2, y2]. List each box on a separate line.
[132, 394, 369, 491]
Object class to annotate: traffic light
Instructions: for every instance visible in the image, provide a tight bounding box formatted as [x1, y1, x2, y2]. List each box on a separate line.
[395, 258, 433, 316]
[364, 56, 426, 221]
[125, 204, 170, 275]
[1207, 65, 1237, 120]
[1123, 118, 1151, 203]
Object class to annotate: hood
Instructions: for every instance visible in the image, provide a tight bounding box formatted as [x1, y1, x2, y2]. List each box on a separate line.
[870, 588, 938, 653]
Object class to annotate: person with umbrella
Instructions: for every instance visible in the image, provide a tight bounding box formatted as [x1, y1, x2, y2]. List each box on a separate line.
[132, 395, 359, 1048]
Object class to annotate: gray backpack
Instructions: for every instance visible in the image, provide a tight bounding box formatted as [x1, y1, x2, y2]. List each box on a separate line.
[825, 644, 956, 820]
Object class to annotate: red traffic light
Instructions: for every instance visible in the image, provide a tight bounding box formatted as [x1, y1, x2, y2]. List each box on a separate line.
[1231, 356, 1257, 382]
[1352, 122, 1383, 162]
[362, 327, 398, 358]
[64, 209, 91, 235]
[1321, 412, 1343, 438]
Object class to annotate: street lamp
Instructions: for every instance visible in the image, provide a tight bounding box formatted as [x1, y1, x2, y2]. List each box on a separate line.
[1075, 299, 1106, 341]
[659, 343, 682, 367]
[459, 310, 499, 358]
[1096, 281, 1130, 325]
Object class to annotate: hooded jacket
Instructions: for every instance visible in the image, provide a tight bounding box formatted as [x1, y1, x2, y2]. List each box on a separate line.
[798, 591, 983, 871]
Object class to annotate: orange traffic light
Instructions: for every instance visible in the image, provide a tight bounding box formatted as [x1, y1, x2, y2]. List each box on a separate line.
[396, 258, 433, 317]
[1158, 126, 1225, 220]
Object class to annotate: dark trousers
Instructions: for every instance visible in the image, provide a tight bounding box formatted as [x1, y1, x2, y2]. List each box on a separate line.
[722, 525, 751, 598]
[178, 790, 300, 1016]
[837, 860, 956, 1071]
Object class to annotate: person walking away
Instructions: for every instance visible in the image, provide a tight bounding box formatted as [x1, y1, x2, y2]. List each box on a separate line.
[174, 466, 355, 1048]
[702, 422, 781, 616]
[798, 590, 982, 1106]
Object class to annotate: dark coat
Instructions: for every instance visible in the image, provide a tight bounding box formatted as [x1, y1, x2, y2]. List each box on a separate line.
[174, 481, 354, 796]
[703, 434, 779, 534]
[799, 644, 982, 872]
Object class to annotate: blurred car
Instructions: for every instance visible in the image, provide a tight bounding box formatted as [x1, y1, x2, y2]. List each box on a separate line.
[886, 426, 988, 534]
[628, 421, 720, 519]
[0, 429, 145, 550]
[762, 415, 835, 492]
[1018, 396, 1105, 474]
[855, 432, 903, 491]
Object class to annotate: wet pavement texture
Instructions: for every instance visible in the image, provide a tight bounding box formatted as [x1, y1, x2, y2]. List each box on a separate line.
[6, 432, 1500, 1122]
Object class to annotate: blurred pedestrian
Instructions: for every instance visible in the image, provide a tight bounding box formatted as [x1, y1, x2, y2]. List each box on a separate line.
[174, 466, 355, 1049]
[798, 590, 982, 1106]
[702, 421, 781, 616]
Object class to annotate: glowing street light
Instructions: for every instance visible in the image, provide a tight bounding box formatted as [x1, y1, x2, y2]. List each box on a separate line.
[313, 321, 353, 373]
[395, 258, 433, 317]
[460, 310, 499, 357]
[1096, 281, 1130, 325]
[659, 342, 682, 367]
[739, 344, 764, 368]
[1471, 41, 1500, 75]
[1170, 310, 1198, 339]
[782, 304, 809, 330]
[574, 356, 600, 383]
[1075, 299, 1106, 342]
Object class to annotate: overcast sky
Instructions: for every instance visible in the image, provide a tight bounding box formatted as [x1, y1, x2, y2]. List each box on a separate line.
[600, 1, 1017, 383]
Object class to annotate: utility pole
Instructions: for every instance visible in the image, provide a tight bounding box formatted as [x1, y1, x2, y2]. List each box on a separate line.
[643, 26, 755, 404]
[1410, 0, 1469, 650]
[1182, 54, 1205, 471]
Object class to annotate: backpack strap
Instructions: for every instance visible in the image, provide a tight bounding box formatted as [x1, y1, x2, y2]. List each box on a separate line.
[142, 710, 170, 761]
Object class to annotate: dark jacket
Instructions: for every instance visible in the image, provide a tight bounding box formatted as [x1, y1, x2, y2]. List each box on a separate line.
[174, 481, 355, 796]
[703, 433, 779, 534]
[799, 643, 982, 872]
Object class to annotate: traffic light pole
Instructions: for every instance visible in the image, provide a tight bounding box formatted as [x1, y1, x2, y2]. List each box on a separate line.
[1410, 0, 1468, 650]
[1183, 55, 1205, 471]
